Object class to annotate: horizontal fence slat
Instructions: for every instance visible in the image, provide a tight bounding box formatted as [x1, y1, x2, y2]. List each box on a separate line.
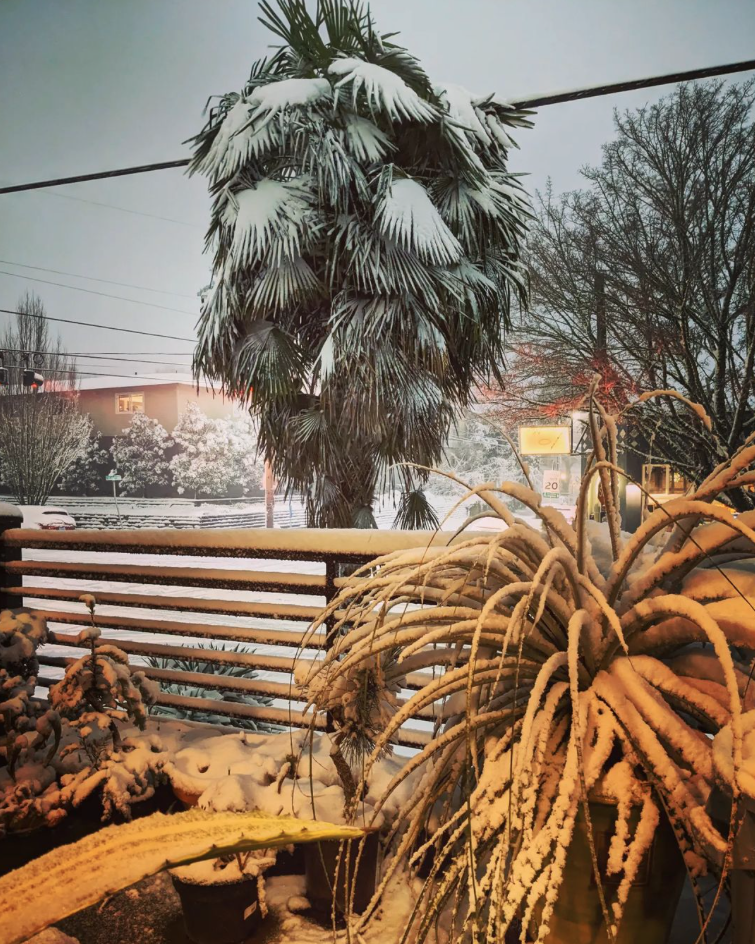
[7, 586, 329, 622]
[33, 608, 324, 649]
[2, 527, 468, 560]
[4, 560, 331, 594]
[37, 655, 300, 701]
[45, 629, 314, 674]
[154, 692, 322, 728]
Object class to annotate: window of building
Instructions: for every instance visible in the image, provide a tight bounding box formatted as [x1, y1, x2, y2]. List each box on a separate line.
[116, 392, 145, 414]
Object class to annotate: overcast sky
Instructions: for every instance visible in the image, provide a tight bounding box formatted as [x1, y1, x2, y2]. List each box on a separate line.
[1, 0, 753, 378]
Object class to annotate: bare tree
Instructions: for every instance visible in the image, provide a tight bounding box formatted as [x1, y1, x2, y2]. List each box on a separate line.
[0, 294, 90, 505]
[490, 80, 755, 506]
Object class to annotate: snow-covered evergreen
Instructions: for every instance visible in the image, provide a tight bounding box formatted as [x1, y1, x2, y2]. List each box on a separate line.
[190, 0, 533, 527]
[111, 413, 172, 497]
[58, 429, 109, 496]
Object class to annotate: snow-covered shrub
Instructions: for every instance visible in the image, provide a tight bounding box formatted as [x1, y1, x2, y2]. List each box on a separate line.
[146, 642, 275, 732]
[49, 596, 157, 764]
[0, 609, 61, 807]
[111, 413, 172, 497]
[304, 389, 755, 942]
[170, 403, 264, 498]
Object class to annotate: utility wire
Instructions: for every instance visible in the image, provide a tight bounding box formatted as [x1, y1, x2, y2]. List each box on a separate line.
[1, 58, 753, 196]
[0, 346, 193, 369]
[0, 259, 197, 299]
[0, 306, 195, 343]
[29, 189, 202, 228]
[0, 269, 199, 316]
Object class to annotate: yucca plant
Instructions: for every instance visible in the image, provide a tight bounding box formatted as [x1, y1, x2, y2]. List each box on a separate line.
[189, 0, 532, 528]
[301, 390, 755, 943]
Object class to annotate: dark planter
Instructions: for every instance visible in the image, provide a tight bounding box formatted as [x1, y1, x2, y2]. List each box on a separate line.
[171, 875, 263, 944]
[266, 842, 306, 877]
[708, 786, 755, 944]
[0, 782, 175, 877]
[539, 798, 686, 944]
[305, 832, 380, 917]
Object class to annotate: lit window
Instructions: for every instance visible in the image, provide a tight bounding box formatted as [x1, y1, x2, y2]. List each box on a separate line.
[117, 392, 145, 414]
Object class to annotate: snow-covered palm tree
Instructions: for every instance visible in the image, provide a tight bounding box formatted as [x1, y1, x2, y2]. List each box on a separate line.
[190, 0, 532, 528]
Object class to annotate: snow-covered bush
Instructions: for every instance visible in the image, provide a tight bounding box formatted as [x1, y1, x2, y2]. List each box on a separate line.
[57, 428, 109, 496]
[0, 609, 60, 785]
[146, 642, 275, 731]
[1, 597, 159, 833]
[305, 389, 755, 942]
[49, 595, 157, 763]
[170, 403, 263, 498]
[111, 413, 172, 497]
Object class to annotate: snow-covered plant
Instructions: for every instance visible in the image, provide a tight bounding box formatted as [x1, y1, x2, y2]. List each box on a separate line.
[304, 390, 755, 942]
[170, 403, 264, 497]
[111, 413, 172, 497]
[146, 642, 275, 731]
[297, 649, 402, 805]
[57, 428, 109, 496]
[0, 609, 60, 785]
[0, 808, 365, 944]
[49, 595, 157, 765]
[190, 0, 532, 527]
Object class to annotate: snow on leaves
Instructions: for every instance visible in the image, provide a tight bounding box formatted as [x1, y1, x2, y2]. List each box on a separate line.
[376, 177, 462, 265]
[329, 58, 437, 123]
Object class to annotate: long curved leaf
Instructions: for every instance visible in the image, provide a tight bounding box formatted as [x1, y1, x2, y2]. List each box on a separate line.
[0, 809, 363, 944]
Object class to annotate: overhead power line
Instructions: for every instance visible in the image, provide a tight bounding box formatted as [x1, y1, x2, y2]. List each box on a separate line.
[0, 306, 195, 343]
[0, 346, 193, 369]
[0, 259, 197, 299]
[33, 189, 202, 228]
[0, 269, 199, 316]
[0, 58, 753, 197]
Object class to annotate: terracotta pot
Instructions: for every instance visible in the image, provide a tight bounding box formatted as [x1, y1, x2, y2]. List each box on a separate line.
[172, 784, 203, 808]
[305, 832, 380, 917]
[171, 875, 263, 944]
[538, 798, 685, 944]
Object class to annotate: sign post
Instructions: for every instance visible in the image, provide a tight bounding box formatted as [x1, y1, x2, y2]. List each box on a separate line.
[105, 472, 123, 522]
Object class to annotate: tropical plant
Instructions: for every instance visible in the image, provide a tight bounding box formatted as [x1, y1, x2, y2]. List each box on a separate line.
[189, 0, 532, 528]
[302, 389, 755, 943]
[146, 642, 275, 731]
[0, 808, 364, 944]
[111, 413, 172, 497]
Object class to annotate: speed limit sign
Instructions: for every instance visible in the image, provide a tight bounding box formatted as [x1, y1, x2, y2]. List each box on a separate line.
[542, 471, 561, 496]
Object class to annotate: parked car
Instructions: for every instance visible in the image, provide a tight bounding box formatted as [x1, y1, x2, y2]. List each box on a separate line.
[21, 506, 77, 531]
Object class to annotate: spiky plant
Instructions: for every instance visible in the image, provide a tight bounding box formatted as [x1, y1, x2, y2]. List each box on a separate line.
[189, 0, 532, 528]
[302, 390, 755, 943]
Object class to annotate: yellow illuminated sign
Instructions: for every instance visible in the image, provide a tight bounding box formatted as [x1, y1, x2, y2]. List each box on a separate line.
[518, 425, 571, 456]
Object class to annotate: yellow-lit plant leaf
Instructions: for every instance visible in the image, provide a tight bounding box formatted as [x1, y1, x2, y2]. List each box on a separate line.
[0, 809, 364, 944]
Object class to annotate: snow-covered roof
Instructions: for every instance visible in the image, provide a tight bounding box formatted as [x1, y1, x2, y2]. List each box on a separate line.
[77, 374, 217, 392]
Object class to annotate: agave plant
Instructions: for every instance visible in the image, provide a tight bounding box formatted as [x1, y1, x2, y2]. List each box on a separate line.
[189, 0, 532, 528]
[301, 392, 755, 942]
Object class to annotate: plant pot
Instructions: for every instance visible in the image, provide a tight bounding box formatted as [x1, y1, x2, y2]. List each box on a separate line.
[305, 831, 380, 917]
[708, 785, 755, 944]
[171, 875, 263, 944]
[539, 798, 685, 944]
[266, 842, 306, 877]
[172, 784, 203, 808]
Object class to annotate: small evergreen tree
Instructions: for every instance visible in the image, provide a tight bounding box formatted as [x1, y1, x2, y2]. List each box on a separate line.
[111, 414, 172, 497]
[58, 429, 109, 496]
[170, 404, 263, 498]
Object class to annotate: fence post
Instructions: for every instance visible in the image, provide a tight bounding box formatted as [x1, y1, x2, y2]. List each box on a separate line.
[0, 502, 23, 612]
[323, 558, 339, 733]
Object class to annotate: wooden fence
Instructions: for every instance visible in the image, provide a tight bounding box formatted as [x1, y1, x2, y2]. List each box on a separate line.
[0, 510, 463, 748]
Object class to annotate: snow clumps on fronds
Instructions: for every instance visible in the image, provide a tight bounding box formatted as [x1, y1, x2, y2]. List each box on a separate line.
[303, 390, 755, 942]
[189, 0, 533, 527]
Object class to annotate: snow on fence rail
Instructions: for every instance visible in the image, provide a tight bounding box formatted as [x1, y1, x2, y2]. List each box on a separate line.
[0, 518, 469, 748]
